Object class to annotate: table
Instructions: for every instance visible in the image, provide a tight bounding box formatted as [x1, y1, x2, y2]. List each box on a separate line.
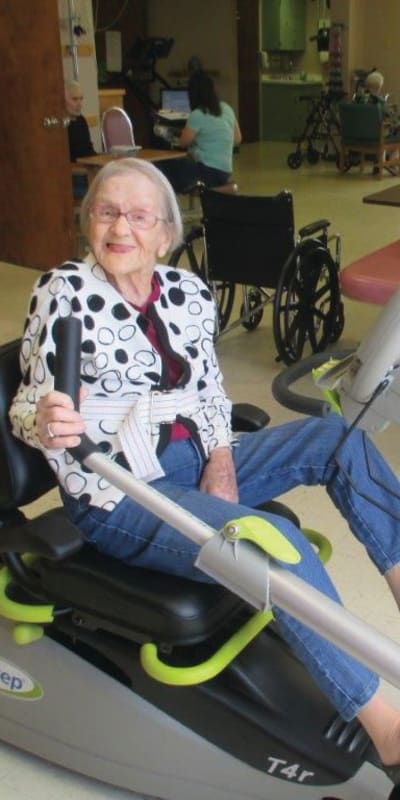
[341, 239, 400, 305]
[341, 178, 400, 304]
[363, 184, 400, 206]
[77, 149, 186, 183]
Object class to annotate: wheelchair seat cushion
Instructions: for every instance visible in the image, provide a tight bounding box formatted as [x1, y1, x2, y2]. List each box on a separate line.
[38, 545, 244, 646]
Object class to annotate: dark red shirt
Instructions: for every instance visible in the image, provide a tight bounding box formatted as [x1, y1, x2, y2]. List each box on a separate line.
[133, 276, 190, 442]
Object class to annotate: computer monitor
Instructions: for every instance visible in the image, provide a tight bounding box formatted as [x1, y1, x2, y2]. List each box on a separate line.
[160, 88, 190, 114]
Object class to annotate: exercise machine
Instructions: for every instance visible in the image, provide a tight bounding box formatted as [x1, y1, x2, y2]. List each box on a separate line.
[274, 286, 400, 435]
[0, 318, 400, 799]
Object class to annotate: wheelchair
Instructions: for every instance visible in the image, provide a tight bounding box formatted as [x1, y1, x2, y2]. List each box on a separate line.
[0, 327, 399, 799]
[170, 187, 345, 365]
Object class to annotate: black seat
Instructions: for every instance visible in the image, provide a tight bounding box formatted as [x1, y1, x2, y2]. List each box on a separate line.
[201, 189, 295, 288]
[0, 338, 298, 646]
[0, 338, 248, 645]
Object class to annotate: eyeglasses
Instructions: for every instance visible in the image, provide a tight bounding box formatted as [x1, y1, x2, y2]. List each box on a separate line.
[90, 205, 167, 230]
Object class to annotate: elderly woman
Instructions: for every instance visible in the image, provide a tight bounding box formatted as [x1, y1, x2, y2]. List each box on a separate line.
[8, 158, 400, 781]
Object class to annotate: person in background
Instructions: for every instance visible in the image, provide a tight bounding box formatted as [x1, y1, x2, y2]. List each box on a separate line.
[8, 157, 400, 786]
[361, 71, 387, 104]
[64, 80, 96, 199]
[179, 70, 242, 184]
[357, 71, 399, 132]
[354, 70, 399, 174]
[156, 70, 241, 193]
[65, 80, 96, 161]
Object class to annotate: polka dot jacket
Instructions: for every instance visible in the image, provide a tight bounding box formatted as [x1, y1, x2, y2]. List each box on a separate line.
[9, 254, 233, 511]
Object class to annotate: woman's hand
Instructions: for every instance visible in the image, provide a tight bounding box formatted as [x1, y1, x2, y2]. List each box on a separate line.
[199, 446, 238, 503]
[36, 387, 88, 449]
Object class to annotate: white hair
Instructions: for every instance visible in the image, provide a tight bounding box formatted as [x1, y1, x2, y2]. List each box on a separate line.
[365, 71, 384, 92]
[80, 157, 183, 252]
[65, 80, 81, 91]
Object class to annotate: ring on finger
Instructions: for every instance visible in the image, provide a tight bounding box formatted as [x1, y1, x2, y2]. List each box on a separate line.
[47, 422, 56, 439]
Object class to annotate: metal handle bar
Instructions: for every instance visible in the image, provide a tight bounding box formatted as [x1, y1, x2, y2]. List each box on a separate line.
[272, 351, 354, 417]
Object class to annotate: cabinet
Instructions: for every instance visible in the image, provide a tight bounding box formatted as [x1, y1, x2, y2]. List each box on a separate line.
[261, 0, 306, 51]
[261, 82, 321, 141]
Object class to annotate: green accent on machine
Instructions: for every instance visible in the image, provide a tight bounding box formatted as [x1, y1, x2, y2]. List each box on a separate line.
[302, 528, 332, 564]
[312, 354, 355, 414]
[140, 607, 274, 686]
[222, 515, 301, 563]
[0, 563, 54, 630]
[140, 516, 332, 685]
[13, 624, 45, 645]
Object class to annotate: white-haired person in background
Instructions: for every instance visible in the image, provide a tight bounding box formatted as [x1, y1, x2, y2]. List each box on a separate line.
[64, 80, 97, 199]
[364, 70, 386, 101]
[355, 70, 400, 173]
[359, 71, 399, 130]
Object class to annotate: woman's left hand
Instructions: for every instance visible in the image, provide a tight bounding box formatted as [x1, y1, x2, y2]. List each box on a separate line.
[199, 447, 238, 503]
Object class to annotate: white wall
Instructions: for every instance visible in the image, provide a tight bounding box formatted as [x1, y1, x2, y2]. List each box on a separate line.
[146, 0, 239, 111]
[58, 0, 101, 150]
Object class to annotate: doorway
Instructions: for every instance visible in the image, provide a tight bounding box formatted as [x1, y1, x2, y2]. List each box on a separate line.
[0, 0, 75, 270]
[236, 0, 260, 143]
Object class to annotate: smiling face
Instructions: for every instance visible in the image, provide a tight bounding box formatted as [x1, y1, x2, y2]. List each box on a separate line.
[88, 172, 172, 303]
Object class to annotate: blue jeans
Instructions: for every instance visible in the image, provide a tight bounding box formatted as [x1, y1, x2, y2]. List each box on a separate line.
[62, 414, 400, 720]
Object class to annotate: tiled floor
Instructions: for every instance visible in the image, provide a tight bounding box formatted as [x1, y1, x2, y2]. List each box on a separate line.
[1, 141, 400, 798]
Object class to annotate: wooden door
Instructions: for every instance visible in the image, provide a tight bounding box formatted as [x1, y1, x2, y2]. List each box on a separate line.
[0, 1, 75, 270]
[236, 0, 260, 143]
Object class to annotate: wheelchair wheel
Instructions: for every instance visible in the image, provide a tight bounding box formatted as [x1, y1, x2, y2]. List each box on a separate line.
[240, 287, 264, 331]
[273, 242, 341, 365]
[170, 225, 205, 280]
[170, 228, 235, 333]
[212, 280, 236, 332]
[287, 151, 302, 169]
[328, 300, 345, 343]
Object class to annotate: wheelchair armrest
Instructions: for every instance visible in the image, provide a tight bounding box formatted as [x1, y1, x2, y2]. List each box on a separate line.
[298, 219, 331, 238]
[0, 508, 84, 561]
[231, 402, 270, 432]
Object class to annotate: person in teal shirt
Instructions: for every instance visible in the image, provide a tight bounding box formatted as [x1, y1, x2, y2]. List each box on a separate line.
[156, 71, 241, 193]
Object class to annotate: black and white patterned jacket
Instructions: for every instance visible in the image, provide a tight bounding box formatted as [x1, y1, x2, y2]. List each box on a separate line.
[10, 254, 233, 510]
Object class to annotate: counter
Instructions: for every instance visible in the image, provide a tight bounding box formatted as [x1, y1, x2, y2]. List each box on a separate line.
[261, 74, 323, 86]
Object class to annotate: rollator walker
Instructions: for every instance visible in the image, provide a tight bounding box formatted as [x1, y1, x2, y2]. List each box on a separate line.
[1, 315, 400, 800]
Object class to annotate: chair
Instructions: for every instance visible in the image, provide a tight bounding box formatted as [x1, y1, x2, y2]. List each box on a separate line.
[101, 106, 136, 152]
[338, 102, 400, 176]
[170, 188, 344, 364]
